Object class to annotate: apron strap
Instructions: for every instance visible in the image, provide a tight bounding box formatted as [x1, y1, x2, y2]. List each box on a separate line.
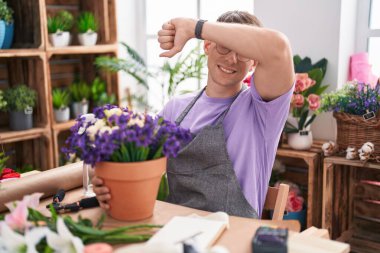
[175, 87, 206, 125]
[215, 84, 248, 125]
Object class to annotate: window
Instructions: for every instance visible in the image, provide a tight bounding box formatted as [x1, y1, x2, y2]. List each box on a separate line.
[356, 0, 380, 77]
[144, 0, 254, 111]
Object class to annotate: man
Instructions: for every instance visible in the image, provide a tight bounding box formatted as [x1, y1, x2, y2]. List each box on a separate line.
[93, 11, 294, 218]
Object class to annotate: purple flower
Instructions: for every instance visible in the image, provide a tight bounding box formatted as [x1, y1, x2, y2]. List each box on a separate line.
[62, 105, 192, 166]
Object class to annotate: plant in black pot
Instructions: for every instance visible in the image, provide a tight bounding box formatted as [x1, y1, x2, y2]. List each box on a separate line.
[2, 85, 37, 131]
[52, 88, 71, 123]
[69, 81, 90, 118]
[0, 0, 14, 49]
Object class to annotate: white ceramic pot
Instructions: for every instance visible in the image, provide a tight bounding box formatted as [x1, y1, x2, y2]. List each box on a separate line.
[78, 32, 98, 46]
[49, 31, 71, 47]
[54, 107, 70, 123]
[71, 101, 89, 118]
[287, 130, 313, 150]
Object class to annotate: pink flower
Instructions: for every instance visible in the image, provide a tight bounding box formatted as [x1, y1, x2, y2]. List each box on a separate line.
[292, 94, 304, 108]
[307, 94, 321, 111]
[4, 201, 28, 231]
[5, 192, 43, 212]
[294, 73, 316, 93]
[286, 191, 304, 212]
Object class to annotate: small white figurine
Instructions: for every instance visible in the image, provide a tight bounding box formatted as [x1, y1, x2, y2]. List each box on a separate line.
[346, 146, 358, 160]
[321, 141, 338, 156]
[358, 142, 375, 161]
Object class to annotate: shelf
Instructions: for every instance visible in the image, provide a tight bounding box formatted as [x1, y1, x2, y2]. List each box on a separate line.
[0, 49, 45, 58]
[52, 120, 76, 132]
[0, 127, 49, 144]
[46, 44, 118, 57]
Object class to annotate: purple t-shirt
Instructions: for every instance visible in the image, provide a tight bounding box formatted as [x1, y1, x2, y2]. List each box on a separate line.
[160, 76, 294, 217]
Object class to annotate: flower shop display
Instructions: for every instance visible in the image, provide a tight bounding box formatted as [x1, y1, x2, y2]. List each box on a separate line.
[0, 0, 14, 49]
[319, 81, 380, 156]
[77, 12, 99, 46]
[0, 193, 161, 253]
[52, 88, 71, 123]
[63, 105, 192, 221]
[2, 85, 37, 131]
[69, 81, 91, 118]
[47, 10, 74, 47]
[284, 56, 329, 150]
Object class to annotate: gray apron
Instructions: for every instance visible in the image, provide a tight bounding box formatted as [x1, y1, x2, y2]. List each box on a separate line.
[167, 87, 258, 218]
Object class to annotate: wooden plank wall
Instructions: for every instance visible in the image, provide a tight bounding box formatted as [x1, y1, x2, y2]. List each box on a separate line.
[7, 0, 42, 48]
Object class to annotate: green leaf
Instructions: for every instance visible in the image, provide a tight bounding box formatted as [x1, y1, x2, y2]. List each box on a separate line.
[304, 114, 316, 128]
[298, 110, 309, 130]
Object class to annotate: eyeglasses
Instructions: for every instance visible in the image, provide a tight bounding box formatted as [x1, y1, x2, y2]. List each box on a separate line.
[215, 44, 251, 62]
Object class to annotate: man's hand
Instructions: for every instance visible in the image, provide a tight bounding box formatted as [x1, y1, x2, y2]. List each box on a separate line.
[92, 176, 111, 210]
[158, 18, 196, 58]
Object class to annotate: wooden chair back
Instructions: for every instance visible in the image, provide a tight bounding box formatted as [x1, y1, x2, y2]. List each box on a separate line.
[264, 183, 289, 220]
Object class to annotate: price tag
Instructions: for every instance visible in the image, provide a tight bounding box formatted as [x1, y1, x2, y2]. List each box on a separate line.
[362, 110, 375, 120]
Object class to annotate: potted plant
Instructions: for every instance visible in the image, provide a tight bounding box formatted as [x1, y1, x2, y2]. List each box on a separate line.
[63, 105, 192, 221]
[69, 81, 91, 118]
[47, 10, 74, 47]
[52, 88, 71, 123]
[91, 77, 116, 106]
[283, 56, 328, 150]
[77, 12, 99, 46]
[319, 81, 380, 155]
[2, 85, 37, 131]
[0, 0, 14, 49]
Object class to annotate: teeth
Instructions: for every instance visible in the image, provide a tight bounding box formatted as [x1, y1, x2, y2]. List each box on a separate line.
[219, 66, 235, 74]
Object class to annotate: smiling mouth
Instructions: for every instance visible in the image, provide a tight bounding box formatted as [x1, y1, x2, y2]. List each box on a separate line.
[217, 65, 236, 74]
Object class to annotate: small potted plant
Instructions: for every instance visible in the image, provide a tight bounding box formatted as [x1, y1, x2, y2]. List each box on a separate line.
[69, 81, 91, 118]
[0, 0, 14, 49]
[52, 88, 71, 123]
[2, 85, 37, 131]
[77, 12, 98, 46]
[47, 10, 74, 47]
[283, 56, 328, 150]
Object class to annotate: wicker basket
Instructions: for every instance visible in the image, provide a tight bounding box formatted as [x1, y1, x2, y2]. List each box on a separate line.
[334, 112, 380, 156]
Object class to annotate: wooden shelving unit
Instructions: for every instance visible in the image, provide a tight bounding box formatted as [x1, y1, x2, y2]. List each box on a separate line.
[0, 0, 119, 169]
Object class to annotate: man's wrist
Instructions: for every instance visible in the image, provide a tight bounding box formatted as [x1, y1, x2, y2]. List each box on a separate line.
[194, 19, 207, 40]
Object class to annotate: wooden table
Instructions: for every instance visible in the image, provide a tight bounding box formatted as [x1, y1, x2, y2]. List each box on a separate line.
[276, 145, 322, 227]
[322, 156, 380, 240]
[37, 188, 349, 253]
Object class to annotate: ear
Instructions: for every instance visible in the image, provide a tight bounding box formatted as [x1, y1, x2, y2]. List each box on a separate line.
[249, 60, 258, 71]
[203, 40, 212, 55]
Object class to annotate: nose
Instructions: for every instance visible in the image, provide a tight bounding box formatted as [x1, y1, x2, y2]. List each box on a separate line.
[226, 51, 238, 64]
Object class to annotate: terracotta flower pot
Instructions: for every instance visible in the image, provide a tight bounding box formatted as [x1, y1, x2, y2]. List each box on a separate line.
[95, 157, 167, 221]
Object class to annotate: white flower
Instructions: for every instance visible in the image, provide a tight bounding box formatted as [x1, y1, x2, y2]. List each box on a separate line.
[78, 113, 97, 135]
[86, 119, 107, 141]
[47, 218, 84, 253]
[0, 222, 49, 253]
[104, 108, 123, 118]
[127, 115, 145, 128]
[99, 126, 113, 135]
